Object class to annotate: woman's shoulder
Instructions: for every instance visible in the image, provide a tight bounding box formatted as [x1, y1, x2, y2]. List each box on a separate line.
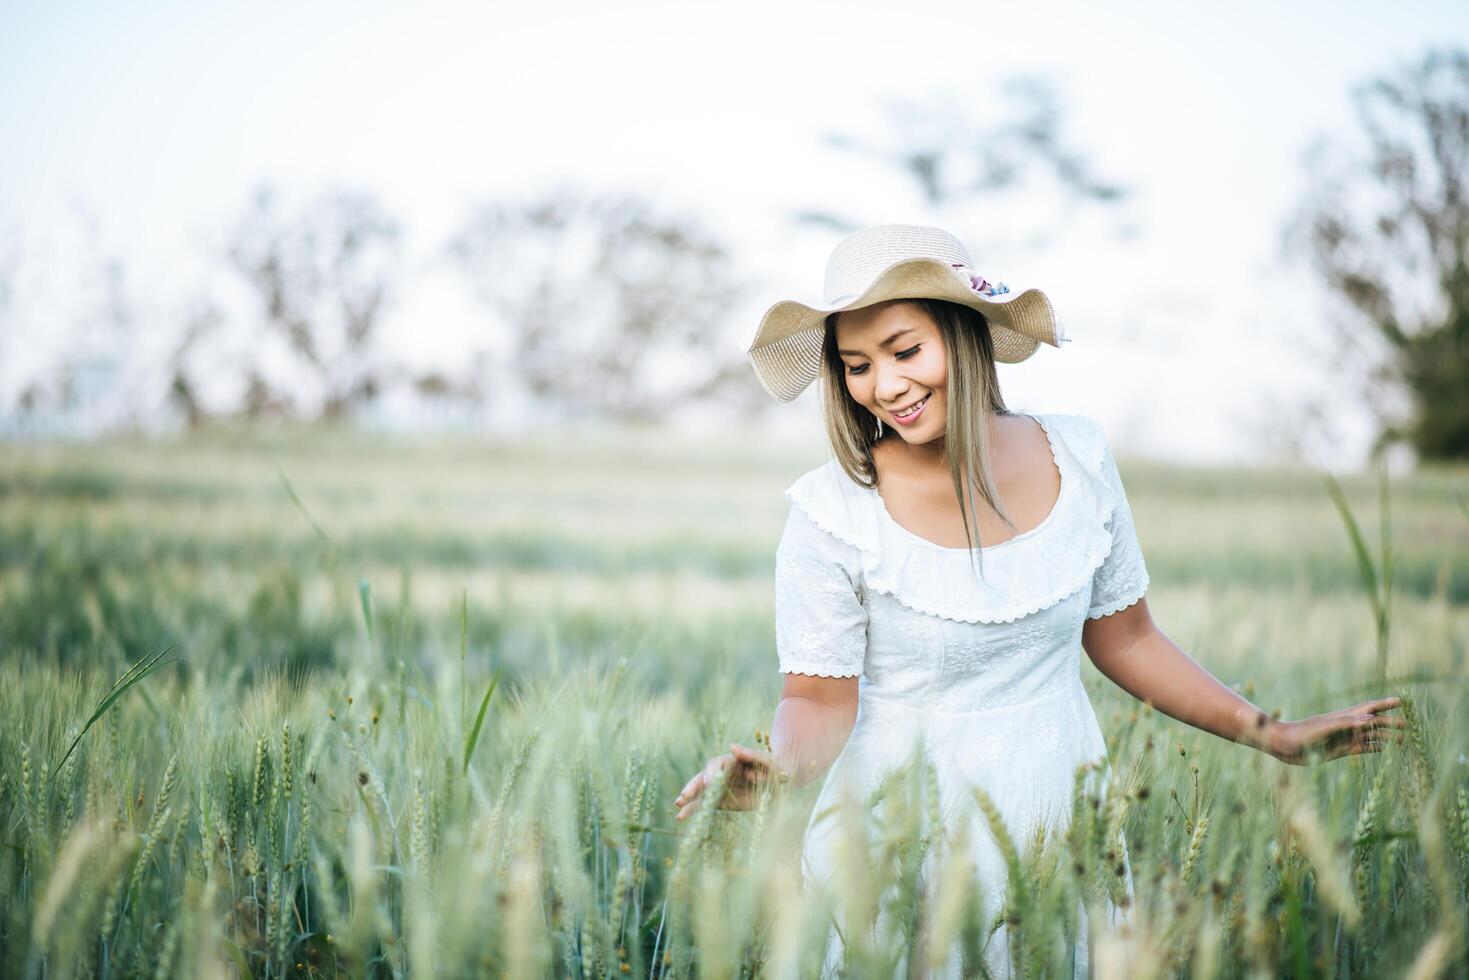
[782, 457, 879, 555]
[1026, 410, 1109, 477]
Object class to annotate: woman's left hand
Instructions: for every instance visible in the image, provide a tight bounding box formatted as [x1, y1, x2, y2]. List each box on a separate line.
[1266, 696, 1408, 764]
[673, 743, 789, 822]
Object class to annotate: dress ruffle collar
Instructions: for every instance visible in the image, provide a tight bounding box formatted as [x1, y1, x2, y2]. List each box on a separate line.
[782, 412, 1117, 624]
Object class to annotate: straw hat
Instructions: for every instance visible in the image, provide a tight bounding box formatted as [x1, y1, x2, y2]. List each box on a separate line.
[746, 224, 1068, 401]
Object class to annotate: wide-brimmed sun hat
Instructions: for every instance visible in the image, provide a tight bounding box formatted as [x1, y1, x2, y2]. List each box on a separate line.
[746, 224, 1069, 401]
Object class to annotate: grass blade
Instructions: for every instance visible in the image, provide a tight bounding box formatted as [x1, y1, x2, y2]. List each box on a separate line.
[359, 579, 376, 650]
[52, 644, 180, 778]
[460, 590, 469, 727]
[1378, 462, 1394, 630]
[277, 465, 330, 544]
[463, 671, 502, 774]
[220, 937, 256, 980]
[1322, 470, 1380, 617]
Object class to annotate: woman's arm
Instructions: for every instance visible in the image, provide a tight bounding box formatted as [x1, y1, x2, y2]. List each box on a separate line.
[674, 674, 857, 821]
[1081, 598, 1405, 763]
[769, 674, 859, 788]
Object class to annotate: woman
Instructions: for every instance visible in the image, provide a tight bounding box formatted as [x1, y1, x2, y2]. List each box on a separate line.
[673, 224, 1405, 976]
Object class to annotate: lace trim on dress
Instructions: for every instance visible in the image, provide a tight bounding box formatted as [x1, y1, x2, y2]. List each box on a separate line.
[777, 662, 863, 678]
[1086, 588, 1148, 620]
[783, 413, 1122, 625]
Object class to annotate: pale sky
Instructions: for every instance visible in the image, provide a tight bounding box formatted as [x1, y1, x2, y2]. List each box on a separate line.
[2, 0, 1466, 468]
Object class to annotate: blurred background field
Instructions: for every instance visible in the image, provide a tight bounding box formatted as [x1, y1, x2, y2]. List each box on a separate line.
[1, 427, 1468, 977]
[3, 425, 1467, 688]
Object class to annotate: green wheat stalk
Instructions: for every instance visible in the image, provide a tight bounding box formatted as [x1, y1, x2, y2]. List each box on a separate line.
[463, 670, 502, 774]
[277, 465, 330, 543]
[51, 644, 180, 779]
[1322, 462, 1394, 688]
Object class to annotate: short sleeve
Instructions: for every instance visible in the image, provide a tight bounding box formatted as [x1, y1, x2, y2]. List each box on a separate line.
[1087, 438, 1151, 619]
[773, 502, 869, 677]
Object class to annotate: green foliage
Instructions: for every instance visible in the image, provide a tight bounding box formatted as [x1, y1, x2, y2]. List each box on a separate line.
[0, 432, 1465, 976]
[1323, 463, 1396, 686]
[463, 671, 501, 774]
[1292, 47, 1469, 461]
[51, 644, 178, 778]
[1, 654, 1463, 978]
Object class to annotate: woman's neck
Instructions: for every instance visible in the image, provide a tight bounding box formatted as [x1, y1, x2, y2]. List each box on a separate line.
[883, 411, 1006, 474]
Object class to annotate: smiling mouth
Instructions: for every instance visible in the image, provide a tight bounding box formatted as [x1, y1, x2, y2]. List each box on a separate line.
[891, 395, 929, 420]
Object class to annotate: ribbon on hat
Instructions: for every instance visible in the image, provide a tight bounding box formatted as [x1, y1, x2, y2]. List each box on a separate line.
[950, 262, 1009, 297]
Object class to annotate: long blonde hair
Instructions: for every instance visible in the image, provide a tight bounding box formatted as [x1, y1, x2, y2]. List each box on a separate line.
[819, 298, 1019, 578]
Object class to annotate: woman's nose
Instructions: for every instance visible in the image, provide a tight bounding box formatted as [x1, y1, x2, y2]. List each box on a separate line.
[874, 364, 910, 404]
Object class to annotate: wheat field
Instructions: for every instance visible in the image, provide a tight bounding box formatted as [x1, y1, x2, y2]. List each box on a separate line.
[1, 425, 1466, 978]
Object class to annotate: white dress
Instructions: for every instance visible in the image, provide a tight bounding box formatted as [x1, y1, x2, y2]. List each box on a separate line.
[774, 411, 1149, 979]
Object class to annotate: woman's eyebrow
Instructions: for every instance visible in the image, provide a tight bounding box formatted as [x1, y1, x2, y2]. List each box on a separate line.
[837, 327, 916, 356]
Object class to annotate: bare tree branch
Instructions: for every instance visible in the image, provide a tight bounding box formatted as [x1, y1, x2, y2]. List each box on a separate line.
[1286, 47, 1469, 462]
[807, 75, 1130, 233]
[450, 188, 767, 423]
[221, 183, 404, 421]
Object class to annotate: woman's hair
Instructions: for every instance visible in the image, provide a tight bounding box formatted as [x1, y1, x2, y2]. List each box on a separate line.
[819, 298, 1018, 577]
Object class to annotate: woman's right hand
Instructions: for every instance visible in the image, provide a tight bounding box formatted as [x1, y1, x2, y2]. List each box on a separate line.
[674, 743, 786, 822]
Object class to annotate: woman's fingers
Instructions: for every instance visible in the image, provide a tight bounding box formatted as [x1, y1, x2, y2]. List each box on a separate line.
[674, 754, 742, 821]
[675, 765, 714, 805]
[1326, 707, 1406, 736]
[1343, 715, 1406, 741]
[675, 771, 705, 807]
[675, 768, 714, 822]
[729, 742, 771, 767]
[674, 761, 718, 809]
[1317, 718, 1403, 761]
[1358, 696, 1404, 714]
[1354, 716, 1410, 754]
[729, 742, 776, 782]
[1284, 709, 1406, 763]
[673, 747, 778, 822]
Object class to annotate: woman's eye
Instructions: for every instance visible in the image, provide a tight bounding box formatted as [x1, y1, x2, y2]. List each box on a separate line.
[896, 345, 921, 359]
[845, 364, 868, 376]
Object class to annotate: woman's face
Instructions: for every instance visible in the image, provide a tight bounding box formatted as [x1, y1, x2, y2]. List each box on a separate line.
[834, 300, 947, 445]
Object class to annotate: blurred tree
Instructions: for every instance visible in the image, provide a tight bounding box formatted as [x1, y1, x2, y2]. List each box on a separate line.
[810, 75, 1132, 238]
[1287, 48, 1469, 462]
[221, 184, 403, 421]
[449, 188, 767, 423]
[412, 367, 485, 404]
[166, 299, 221, 428]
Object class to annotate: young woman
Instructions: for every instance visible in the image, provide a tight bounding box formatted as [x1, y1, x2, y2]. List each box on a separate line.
[673, 224, 1405, 976]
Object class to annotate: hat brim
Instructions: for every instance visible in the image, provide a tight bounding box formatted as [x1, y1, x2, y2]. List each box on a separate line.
[746, 257, 1066, 402]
